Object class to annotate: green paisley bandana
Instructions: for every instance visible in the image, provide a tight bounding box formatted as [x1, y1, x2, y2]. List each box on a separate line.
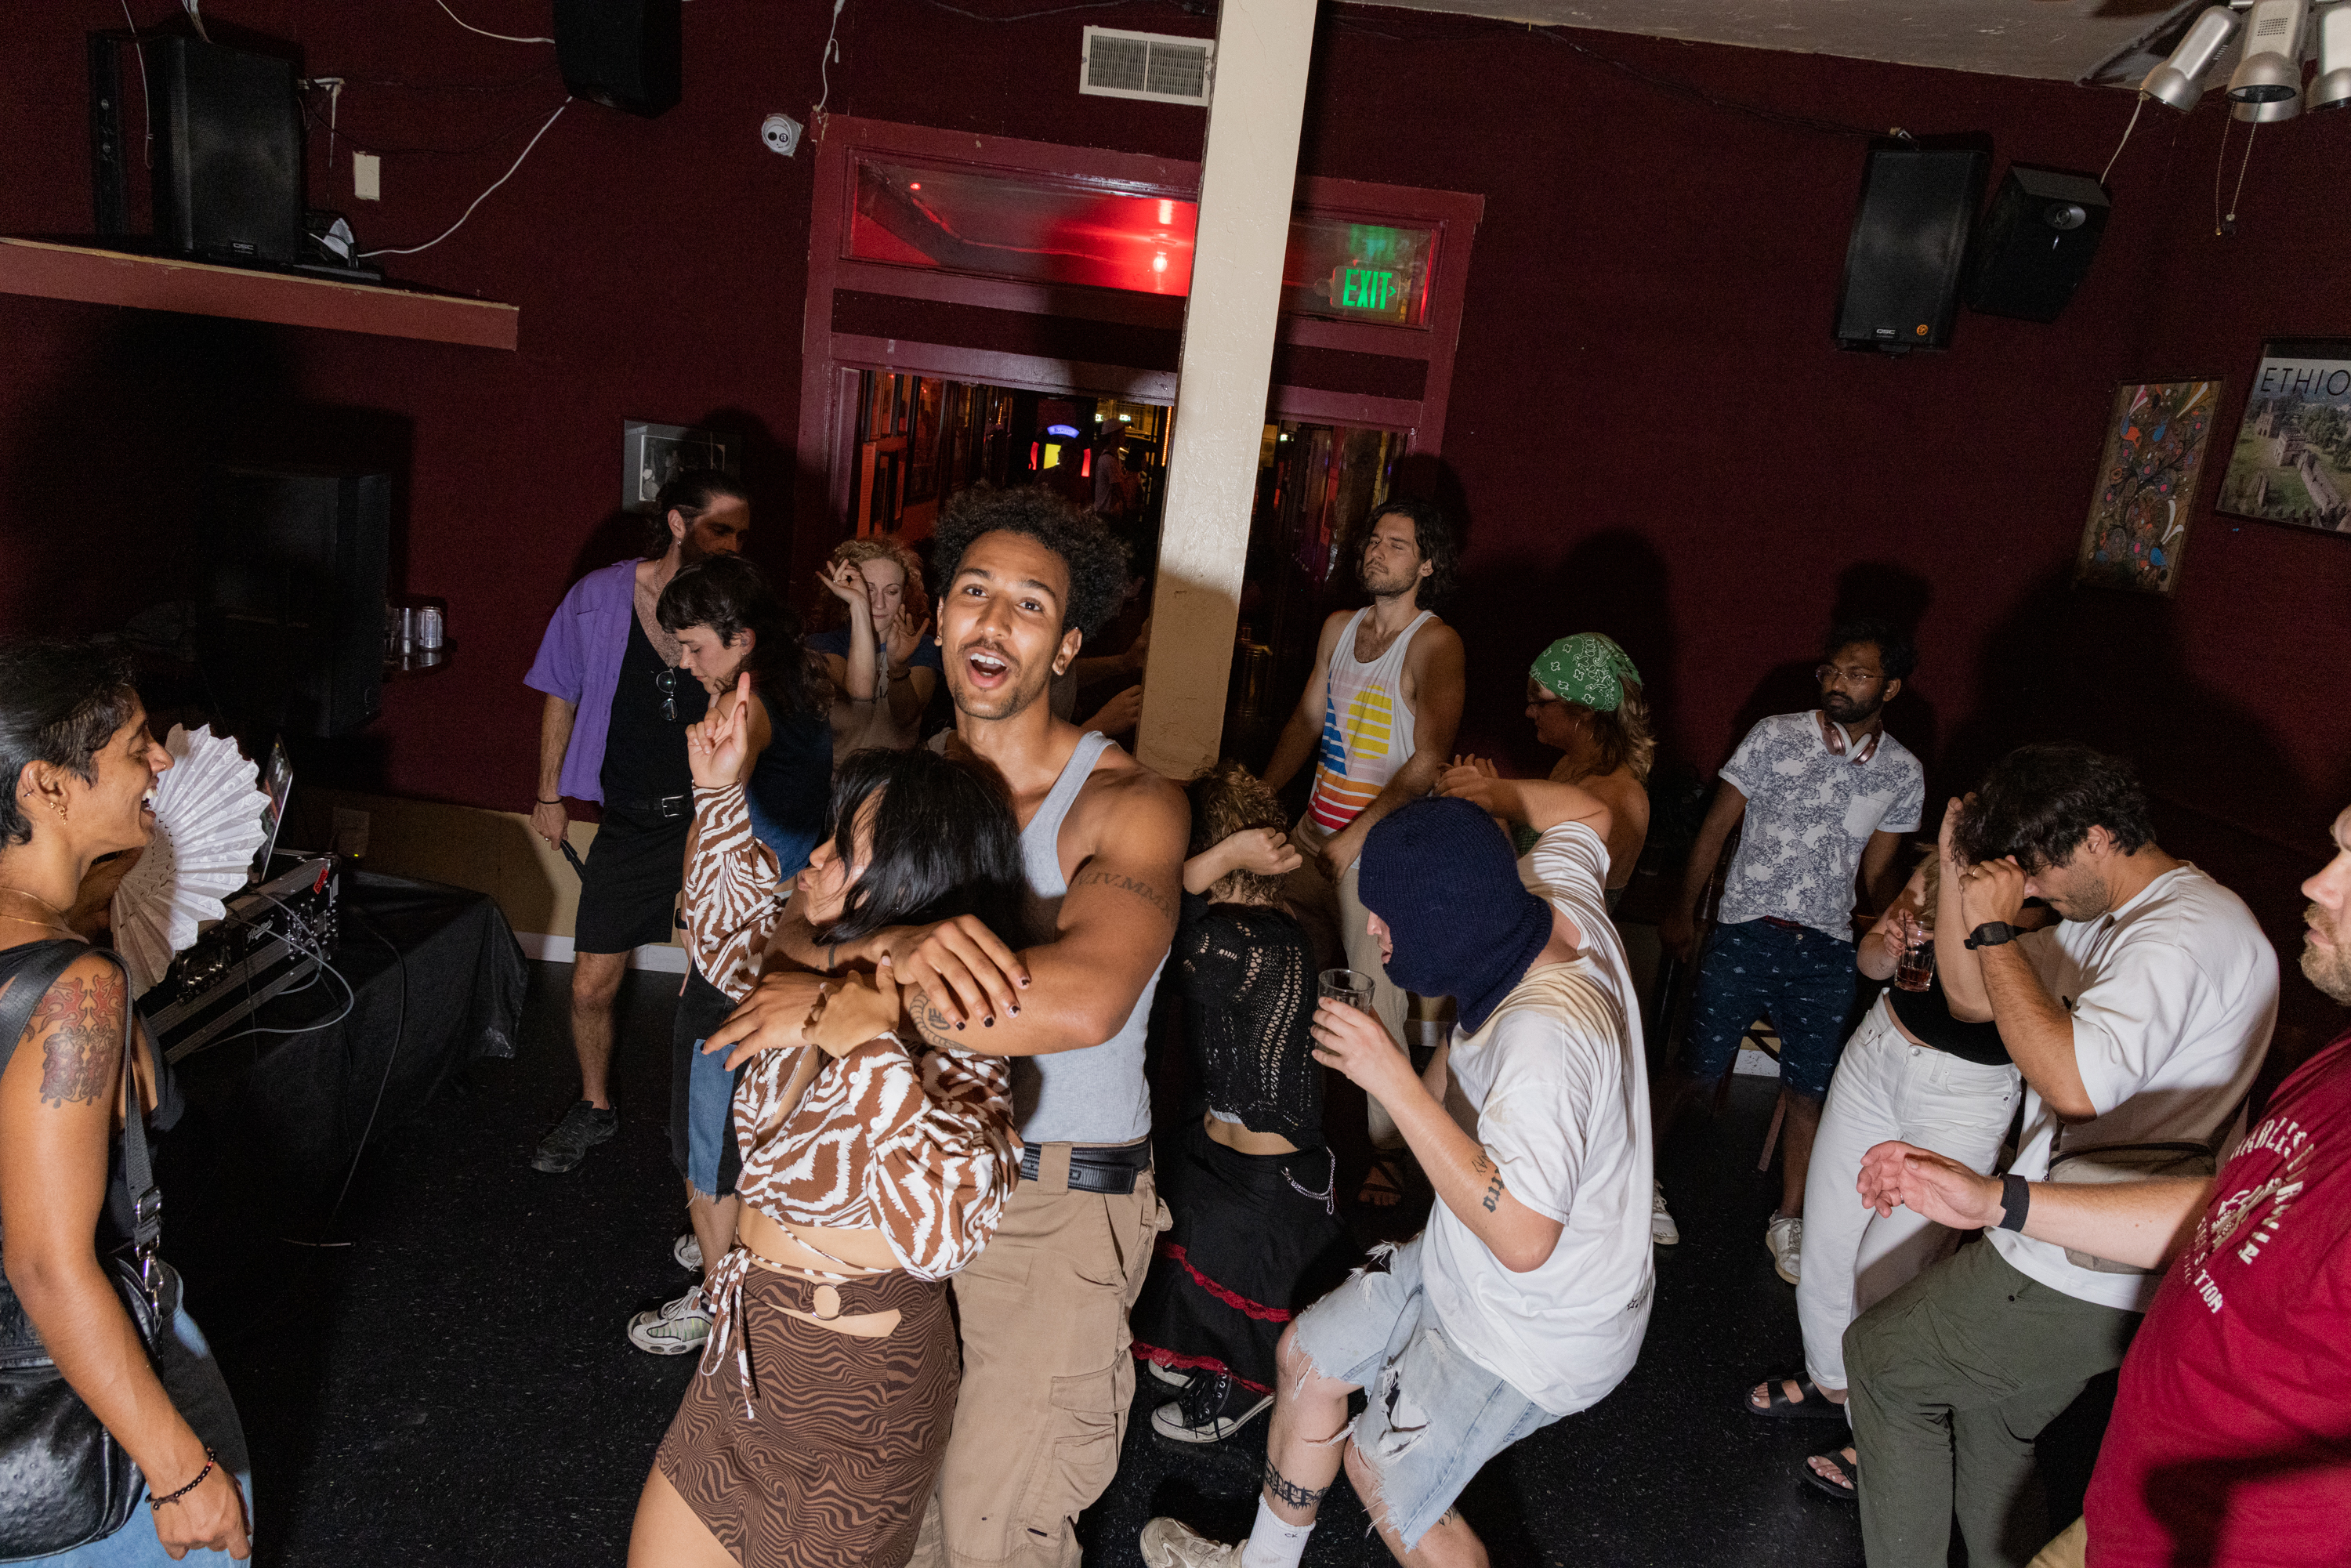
[1531, 632, 1641, 712]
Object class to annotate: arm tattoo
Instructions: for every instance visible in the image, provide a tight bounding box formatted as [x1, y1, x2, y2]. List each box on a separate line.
[1473, 1151, 1504, 1213]
[31, 970, 125, 1108]
[1262, 1459, 1330, 1511]
[1069, 867, 1177, 925]
[907, 985, 959, 1048]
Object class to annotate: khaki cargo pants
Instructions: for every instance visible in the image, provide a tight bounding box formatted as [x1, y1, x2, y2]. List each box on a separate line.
[909, 1144, 1168, 1568]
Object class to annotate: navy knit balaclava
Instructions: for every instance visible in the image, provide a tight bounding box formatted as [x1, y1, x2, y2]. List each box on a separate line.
[1357, 797, 1554, 1035]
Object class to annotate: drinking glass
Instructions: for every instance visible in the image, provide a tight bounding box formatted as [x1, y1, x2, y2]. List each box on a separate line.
[1894, 935, 1936, 993]
[1318, 968, 1375, 1015]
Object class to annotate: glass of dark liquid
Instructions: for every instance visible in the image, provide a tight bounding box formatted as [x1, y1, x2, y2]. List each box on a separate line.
[1318, 968, 1375, 1014]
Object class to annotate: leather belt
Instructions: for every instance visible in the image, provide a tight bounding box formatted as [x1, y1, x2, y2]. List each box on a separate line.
[606, 792, 690, 822]
[1020, 1139, 1153, 1195]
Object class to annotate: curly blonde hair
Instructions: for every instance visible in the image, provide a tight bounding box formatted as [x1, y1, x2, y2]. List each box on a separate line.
[813, 536, 929, 630]
[1186, 761, 1288, 905]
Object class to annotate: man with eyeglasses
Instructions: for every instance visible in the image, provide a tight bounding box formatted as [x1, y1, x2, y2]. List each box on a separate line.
[1654, 620, 1924, 1273]
[522, 469, 748, 1174]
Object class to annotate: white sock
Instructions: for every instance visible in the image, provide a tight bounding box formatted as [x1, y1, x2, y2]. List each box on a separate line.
[1238, 1497, 1313, 1568]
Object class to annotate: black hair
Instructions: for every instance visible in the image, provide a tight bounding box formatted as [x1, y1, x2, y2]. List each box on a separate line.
[0, 639, 140, 848]
[1355, 495, 1459, 610]
[655, 554, 828, 719]
[642, 468, 748, 559]
[1954, 743, 2157, 869]
[818, 746, 1030, 948]
[1825, 617, 1918, 683]
[929, 484, 1128, 638]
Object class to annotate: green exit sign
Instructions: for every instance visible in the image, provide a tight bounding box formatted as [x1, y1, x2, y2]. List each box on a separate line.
[1329, 266, 1403, 313]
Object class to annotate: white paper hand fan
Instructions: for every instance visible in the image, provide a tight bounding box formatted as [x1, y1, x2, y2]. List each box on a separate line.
[110, 726, 273, 995]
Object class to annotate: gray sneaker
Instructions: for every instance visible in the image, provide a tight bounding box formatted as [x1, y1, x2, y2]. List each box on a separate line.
[531, 1101, 617, 1173]
[673, 1232, 703, 1272]
[628, 1287, 712, 1355]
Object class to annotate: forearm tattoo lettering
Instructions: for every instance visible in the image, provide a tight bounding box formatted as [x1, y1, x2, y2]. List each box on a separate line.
[1262, 1460, 1330, 1511]
[1473, 1151, 1504, 1214]
[31, 970, 125, 1108]
[1070, 867, 1177, 925]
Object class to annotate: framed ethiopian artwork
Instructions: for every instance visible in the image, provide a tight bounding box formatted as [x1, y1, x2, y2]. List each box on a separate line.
[2215, 339, 2351, 537]
[2074, 378, 2222, 596]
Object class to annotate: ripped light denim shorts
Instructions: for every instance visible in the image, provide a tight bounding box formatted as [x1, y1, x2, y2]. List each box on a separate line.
[1290, 1233, 1556, 1550]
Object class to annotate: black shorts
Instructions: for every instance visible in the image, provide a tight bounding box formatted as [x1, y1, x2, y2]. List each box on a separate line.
[574, 803, 690, 954]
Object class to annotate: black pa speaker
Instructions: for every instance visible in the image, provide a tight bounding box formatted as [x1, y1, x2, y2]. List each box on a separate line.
[1965, 166, 2111, 324]
[555, 0, 681, 118]
[143, 35, 304, 263]
[201, 468, 389, 738]
[1834, 139, 1989, 353]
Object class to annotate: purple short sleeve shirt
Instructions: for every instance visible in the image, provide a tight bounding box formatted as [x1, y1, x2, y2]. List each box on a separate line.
[523, 559, 638, 805]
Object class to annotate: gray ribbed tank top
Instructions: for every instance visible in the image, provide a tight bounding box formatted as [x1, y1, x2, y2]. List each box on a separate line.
[1013, 729, 1161, 1143]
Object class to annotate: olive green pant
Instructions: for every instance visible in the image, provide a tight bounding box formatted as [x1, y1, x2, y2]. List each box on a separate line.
[1845, 1240, 2140, 1568]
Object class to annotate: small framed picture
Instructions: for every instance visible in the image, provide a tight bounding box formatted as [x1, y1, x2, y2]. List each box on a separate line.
[2074, 378, 2223, 596]
[2215, 339, 2351, 537]
[622, 421, 738, 514]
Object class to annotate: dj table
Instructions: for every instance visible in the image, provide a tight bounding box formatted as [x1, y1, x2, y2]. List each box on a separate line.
[166, 868, 527, 1186]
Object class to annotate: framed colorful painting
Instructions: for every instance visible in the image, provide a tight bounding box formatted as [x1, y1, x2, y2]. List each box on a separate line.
[2074, 378, 2222, 596]
[2215, 339, 2351, 536]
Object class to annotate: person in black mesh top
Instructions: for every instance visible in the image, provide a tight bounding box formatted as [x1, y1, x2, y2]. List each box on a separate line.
[1130, 762, 1359, 1444]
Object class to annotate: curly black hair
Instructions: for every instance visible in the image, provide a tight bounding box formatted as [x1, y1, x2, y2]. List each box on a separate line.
[1826, 617, 1918, 683]
[655, 554, 830, 719]
[1954, 743, 2157, 870]
[1349, 495, 1458, 610]
[929, 484, 1128, 638]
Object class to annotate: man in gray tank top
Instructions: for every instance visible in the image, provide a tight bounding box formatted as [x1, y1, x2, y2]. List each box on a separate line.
[719, 488, 1186, 1568]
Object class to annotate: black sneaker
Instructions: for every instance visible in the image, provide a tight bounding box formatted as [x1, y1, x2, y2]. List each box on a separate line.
[531, 1101, 618, 1172]
[1151, 1371, 1273, 1445]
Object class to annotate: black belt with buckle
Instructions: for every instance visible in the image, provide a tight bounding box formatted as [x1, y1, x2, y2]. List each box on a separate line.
[607, 792, 690, 822]
[1020, 1140, 1153, 1195]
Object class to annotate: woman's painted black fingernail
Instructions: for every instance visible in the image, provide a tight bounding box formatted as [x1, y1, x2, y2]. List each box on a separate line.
[983, 1016, 994, 1027]
[1010, 1006, 1021, 1017]
[955, 1021, 965, 1030]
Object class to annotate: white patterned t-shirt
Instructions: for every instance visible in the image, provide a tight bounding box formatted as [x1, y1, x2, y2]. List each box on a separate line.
[1713, 712, 1925, 940]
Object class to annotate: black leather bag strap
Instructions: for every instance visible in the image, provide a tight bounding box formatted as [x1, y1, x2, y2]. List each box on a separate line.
[0, 941, 164, 1272]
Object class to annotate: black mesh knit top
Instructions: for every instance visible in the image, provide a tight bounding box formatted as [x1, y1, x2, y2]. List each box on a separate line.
[1175, 893, 1324, 1149]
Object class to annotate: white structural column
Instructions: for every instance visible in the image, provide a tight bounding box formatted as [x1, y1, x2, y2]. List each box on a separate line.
[1133, 0, 1318, 777]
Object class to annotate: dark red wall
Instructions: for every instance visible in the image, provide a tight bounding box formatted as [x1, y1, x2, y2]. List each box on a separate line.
[5, 3, 2347, 1024]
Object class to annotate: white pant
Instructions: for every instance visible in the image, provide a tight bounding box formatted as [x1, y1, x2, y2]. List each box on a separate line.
[1797, 995, 2021, 1392]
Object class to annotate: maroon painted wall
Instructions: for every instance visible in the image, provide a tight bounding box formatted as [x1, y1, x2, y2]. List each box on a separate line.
[4, 3, 2347, 1029]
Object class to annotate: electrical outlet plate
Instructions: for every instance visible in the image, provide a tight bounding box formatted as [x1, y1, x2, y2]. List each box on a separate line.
[353, 152, 381, 201]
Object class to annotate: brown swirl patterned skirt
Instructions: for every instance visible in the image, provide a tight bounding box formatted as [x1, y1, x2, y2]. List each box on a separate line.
[656, 1267, 958, 1568]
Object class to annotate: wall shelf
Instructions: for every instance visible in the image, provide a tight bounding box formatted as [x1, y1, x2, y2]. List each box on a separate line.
[0, 238, 517, 350]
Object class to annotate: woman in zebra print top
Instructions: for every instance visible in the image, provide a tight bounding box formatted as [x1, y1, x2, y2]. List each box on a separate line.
[629, 694, 1031, 1568]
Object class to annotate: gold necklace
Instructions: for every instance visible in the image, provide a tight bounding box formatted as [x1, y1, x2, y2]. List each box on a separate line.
[0, 885, 70, 923]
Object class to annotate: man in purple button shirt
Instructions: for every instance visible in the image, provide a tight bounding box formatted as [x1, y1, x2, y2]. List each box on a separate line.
[522, 470, 748, 1173]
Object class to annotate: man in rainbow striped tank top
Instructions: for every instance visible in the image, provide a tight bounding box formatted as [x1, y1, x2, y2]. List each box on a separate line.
[1262, 500, 1464, 1200]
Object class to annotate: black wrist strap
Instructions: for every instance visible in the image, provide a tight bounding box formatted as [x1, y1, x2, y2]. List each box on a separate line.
[1998, 1173, 2031, 1232]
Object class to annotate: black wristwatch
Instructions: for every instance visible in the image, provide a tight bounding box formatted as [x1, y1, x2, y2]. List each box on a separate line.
[1965, 922, 2022, 951]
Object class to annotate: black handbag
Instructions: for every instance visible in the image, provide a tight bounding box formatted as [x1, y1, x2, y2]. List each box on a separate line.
[0, 941, 168, 1561]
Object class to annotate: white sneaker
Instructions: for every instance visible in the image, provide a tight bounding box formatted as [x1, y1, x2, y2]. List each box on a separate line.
[1139, 1517, 1245, 1568]
[1144, 1358, 1194, 1391]
[673, 1231, 703, 1273]
[1651, 1180, 1679, 1246]
[1766, 1215, 1803, 1285]
[628, 1287, 712, 1355]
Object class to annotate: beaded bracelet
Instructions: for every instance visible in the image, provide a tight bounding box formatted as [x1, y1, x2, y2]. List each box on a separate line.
[150, 1447, 218, 1512]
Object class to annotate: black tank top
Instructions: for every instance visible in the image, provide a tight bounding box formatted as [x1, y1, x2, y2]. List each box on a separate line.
[0, 940, 179, 1254]
[1886, 972, 2012, 1066]
[600, 610, 705, 808]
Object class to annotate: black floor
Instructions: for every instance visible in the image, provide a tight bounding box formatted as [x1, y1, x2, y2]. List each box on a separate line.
[160, 961, 1864, 1567]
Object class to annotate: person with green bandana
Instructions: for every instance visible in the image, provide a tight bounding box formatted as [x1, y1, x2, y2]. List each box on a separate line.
[1513, 634, 1654, 907]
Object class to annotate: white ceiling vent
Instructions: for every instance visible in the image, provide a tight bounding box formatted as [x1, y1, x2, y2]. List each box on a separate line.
[1081, 27, 1213, 106]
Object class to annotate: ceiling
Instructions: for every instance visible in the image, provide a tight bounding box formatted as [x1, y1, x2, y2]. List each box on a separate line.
[1357, 0, 2216, 85]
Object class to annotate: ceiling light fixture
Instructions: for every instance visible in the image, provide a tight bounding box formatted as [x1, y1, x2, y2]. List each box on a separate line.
[2141, 5, 2241, 110]
[2228, 0, 2309, 118]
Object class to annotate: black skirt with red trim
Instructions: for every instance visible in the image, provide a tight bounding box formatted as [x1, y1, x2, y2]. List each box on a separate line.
[1130, 1117, 1359, 1395]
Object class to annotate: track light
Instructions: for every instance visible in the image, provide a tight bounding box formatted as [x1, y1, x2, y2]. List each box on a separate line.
[2143, 5, 2242, 110]
[2230, 0, 2309, 118]
[2311, 3, 2351, 109]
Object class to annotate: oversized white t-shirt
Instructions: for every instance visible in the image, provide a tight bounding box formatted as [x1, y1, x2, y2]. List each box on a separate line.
[1715, 712, 1925, 939]
[1419, 820, 1655, 1417]
[1989, 863, 2278, 1312]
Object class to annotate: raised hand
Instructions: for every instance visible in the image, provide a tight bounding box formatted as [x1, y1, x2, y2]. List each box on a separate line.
[885, 609, 931, 671]
[1225, 826, 1301, 878]
[1437, 755, 1516, 820]
[824, 559, 869, 614]
[685, 672, 753, 789]
[1958, 856, 2030, 930]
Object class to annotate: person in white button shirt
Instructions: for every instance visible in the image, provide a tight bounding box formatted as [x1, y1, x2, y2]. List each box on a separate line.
[1841, 744, 2277, 1568]
[1139, 774, 1652, 1568]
